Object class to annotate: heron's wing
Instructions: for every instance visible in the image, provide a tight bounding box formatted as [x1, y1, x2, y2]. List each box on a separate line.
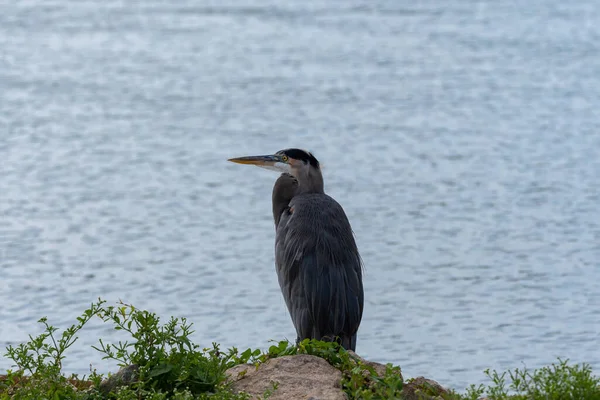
[275, 194, 364, 345]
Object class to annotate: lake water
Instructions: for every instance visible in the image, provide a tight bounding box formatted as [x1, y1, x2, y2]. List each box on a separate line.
[1, 0, 599, 391]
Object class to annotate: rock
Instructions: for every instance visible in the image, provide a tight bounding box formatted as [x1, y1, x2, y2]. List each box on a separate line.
[226, 354, 346, 400]
[98, 364, 139, 395]
[401, 376, 450, 400]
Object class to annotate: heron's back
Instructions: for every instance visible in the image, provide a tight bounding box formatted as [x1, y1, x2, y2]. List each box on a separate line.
[274, 193, 364, 350]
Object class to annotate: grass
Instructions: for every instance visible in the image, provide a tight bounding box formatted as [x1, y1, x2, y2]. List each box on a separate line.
[0, 299, 598, 399]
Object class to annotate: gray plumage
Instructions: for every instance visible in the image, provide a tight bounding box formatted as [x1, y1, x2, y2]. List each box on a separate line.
[229, 148, 364, 351]
[272, 173, 297, 227]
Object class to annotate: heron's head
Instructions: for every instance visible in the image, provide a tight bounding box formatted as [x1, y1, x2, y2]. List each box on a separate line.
[228, 148, 320, 180]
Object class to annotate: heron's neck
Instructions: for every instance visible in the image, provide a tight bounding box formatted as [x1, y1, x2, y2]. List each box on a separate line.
[296, 168, 324, 194]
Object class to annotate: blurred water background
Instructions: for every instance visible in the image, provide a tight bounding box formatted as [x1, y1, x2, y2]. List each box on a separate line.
[1, 0, 599, 390]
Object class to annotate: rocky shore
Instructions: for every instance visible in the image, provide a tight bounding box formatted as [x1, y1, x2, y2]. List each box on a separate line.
[97, 351, 454, 400]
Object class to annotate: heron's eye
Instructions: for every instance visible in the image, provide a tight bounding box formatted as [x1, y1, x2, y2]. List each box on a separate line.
[281, 155, 289, 162]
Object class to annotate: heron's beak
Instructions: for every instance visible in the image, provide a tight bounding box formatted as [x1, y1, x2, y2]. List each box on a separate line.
[228, 154, 291, 173]
[228, 154, 281, 166]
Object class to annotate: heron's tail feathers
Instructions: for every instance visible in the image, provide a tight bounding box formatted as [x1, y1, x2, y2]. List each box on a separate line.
[340, 333, 357, 352]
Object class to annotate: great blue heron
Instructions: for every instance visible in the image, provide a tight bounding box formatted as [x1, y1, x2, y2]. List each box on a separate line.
[228, 148, 364, 351]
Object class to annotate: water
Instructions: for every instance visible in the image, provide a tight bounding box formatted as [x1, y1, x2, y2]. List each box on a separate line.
[1, 0, 599, 391]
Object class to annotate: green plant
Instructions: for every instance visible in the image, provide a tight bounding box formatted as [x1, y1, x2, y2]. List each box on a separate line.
[91, 300, 258, 398]
[462, 358, 600, 400]
[2, 301, 105, 399]
[1, 299, 256, 399]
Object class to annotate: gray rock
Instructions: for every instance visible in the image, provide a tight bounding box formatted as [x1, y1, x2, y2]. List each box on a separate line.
[401, 376, 450, 400]
[98, 364, 139, 395]
[226, 354, 346, 400]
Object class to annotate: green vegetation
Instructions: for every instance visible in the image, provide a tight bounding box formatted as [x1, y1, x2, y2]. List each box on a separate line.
[1, 300, 252, 400]
[1, 299, 598, 399]
[460, 359, 600, 400]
